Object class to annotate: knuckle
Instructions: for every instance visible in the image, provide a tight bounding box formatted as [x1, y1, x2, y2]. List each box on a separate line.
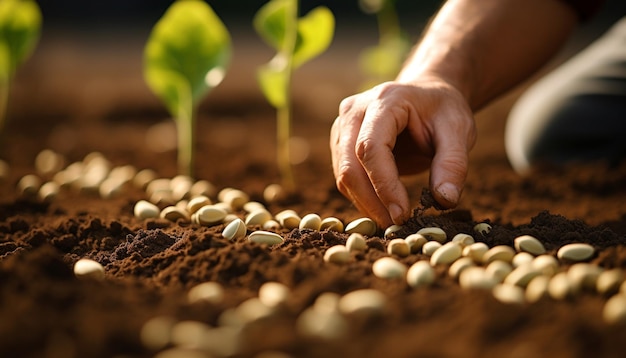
[338, 96, 357, 115]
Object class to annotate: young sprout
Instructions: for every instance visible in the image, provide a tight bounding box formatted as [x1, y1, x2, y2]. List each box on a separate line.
[144, 0, 231, 178]
[358, 0, 411, 87]
[254, 0, 334, 191]
[0, 0, 41, 133]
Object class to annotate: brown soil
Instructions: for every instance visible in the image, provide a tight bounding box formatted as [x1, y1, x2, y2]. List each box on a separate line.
[1, 28, 626, 358]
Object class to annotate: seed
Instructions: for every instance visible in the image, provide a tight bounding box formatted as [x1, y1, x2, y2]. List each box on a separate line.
[372, 257, 407, 279]
[407, 261, 435, 288]
[108, 165, 137, 184]
[212, 202, 233, 213]
[384, 225, 403, 239]
[463, 242, 489, 263]
[195, 205, 228, 226]
[448, 257, 475, 280]
[313, 292, 341, 314]
[243, 201, 266, 213]
[416, 227, 446, 243]
[512, 252, 534, 268]
[525, 275, 551, 303]
[159, 206, 189, 222]
[482, 245, 515, 264]
[134, 200, 160, 219]
[459, 267, 497, 290]
[548, 272, 574, 300]
[296, 306, 348, 340]
[430, 242, 462, 266]
[170, 320, 211, 348]
[275, 210, 301, 229]
[258, 282, 290, 308]
[492, 284, 525, 305]
[603, 294, 626, 325]
[473, 222, 492, 235]
[235, 297, 277, 323]
[597, 269, 624, 296]
[190, 180, 216, 198]
[299, 213, 322, 230]
[532, 254, 559, 276]
[567, 263, 602, 291]
[223, 188, 250, 210]
[485, 260, 513, 283]
[186, 195, 211, 214]
[222, 218, 247, 241]
[422, 241, 442, 256]
[338, 289, 386, 316]
[557, 243, 595, 262]
[146, 178, 171, 196]
[405, 234, 427, 254]
[247, 230, 284, 246]
[17, 174, 41, 197]
[262, 220, 281, 231]
[38, 181, 60, 202]
[73, 258, 105, 280]
[170, 175, 193, 201]
[324, 245, 351, 264]
[263, 183, 287, 203]
[223, 214, 239, 224]
[245, 209, 272, 226]
[346, 233, 367, 252]
[134, 168, 157, 189]
[320, 217, 344, 232]
[451, 233, 474, 247]
[514, 235, 546, 255]
[504, 263, 541, 288]
[99, 177, 125, 199]
[35, 149, 65, 176]
[387, 238, 410, 257]
[345, 217, 377, 236]
[187, 282, 224, 304]
[140, 315, 176, 351]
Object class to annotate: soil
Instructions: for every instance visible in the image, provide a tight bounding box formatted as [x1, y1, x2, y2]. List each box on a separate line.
[1, 26, 626, 358]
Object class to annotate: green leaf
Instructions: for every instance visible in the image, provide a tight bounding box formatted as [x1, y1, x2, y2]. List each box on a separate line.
[144, 0, 231, 117]
[0, 0, 41, 75]
[257, 57, 288, 108]
[293, 6, 334, 68]
[253, 0, 295, 54]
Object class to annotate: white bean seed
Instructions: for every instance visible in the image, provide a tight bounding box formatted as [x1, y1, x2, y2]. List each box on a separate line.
[345, 218, 377, 236]
[299, 213, 322, 230]
[597, 269, 624, 296]
[338, 289, 386, 316]
[74, 258, 105, 280]
[525, 275, 551, 303]
[262, 220, 281, 231]
[17, 174, 41, 197]
[548, 272, 575, 300]
[324, 245, 351, 264]
[222, 218, 247, 241]
[603, 294, 626, 325]
[320, 217, 344, 232]
[186, 195, 211, 214]
[384, 225, 403, 239]
[512, 252, 534, 268]
[448, 257, 475, 280]
[187, 282, 224, 304]
[514, 235, 546, 255]
[134, 169, 157, 189]
[387, 238, 410, 257]
[296, 306, 348, 340]
[35, 149, 65, 176]
[557, 243, 595, 262]
[485, 260, 513, 283]
[407, 261, 436, 288]
[140, 315, 176, 351]
[263, 183, 287, 203]
[567, 263, 602, 291]
[459, 267, 497, 290]
[492, 284, 525, 305]
[247, 231, 284, 246]
[405, 234, 427, 254]
[222, 189, 249, 211]
[134, 200, 160, 220]
[190, 180, 216, 198]
[417, 227, 447, 243]
[451, 233, 474, 247]
[245, 209, 273, 226]
[243, 201, 266, 213]
[422, 241, 442, 256]
[463, 242, 489, 263]
[346, 233, 367, 252]
[38, 181, 60, 202]
[473, 222, 492, 235]
[532, 254, 559, 276]
[160, 206, 189, 222]
[372, 257, 407, 279]
[275, 210, 301, 230]
[482, 245, 515, 264]
[258, 282, 290, 308]
[504, 263, 541, 288]
[430, 242, 462, 266]
[195, 205, 228, 226]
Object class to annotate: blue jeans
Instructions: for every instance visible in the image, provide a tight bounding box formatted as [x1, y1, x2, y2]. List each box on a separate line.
[505, 17, 626, 173]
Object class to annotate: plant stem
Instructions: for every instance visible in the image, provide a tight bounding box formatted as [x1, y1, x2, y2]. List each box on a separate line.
[0, 79, 8, 134]
[177, 86, 195, 178]
[277, 0, 298, 192]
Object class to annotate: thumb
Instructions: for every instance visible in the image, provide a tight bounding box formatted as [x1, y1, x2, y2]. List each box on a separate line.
[429, 136, 471, 209]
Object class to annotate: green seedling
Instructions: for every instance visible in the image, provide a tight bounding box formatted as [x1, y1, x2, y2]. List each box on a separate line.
[0, 0, 41, 133]
[358, 0, 411, 88]
[144, 0, 231, 178]
[254, 0, 334, 191]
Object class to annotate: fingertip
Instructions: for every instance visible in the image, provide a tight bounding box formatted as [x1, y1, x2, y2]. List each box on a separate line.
[388, 203, 409, 225]
[434, 182, 460, 208]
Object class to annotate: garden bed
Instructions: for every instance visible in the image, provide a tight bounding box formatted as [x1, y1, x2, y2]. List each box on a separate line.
[1, 28, 626, 358]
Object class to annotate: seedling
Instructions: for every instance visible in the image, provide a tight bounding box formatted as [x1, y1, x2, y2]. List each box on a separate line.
[358, 0, 410, 87]
[0, 0, 41, 133]
[254, 0, 334, 191]
[144, 0, 231, 178]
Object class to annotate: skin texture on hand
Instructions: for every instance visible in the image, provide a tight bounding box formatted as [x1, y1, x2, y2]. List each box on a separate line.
[330, 0, 578, 228]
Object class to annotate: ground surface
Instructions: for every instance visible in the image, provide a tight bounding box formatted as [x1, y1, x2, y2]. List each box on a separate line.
[1, 22, 626, 358]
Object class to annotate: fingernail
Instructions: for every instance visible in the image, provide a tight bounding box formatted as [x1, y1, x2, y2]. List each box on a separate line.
[388, 203, 405, 224]
[436, 182, 460, 205]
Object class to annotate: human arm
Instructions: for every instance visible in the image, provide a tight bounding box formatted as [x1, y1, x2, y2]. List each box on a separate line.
[330, 0, 579, 227]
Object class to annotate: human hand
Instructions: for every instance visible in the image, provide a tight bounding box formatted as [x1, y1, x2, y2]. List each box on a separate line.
[330, 78, 477, 228]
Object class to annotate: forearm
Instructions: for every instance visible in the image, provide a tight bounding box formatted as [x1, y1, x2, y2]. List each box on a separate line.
[397, 0, 579, 110]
